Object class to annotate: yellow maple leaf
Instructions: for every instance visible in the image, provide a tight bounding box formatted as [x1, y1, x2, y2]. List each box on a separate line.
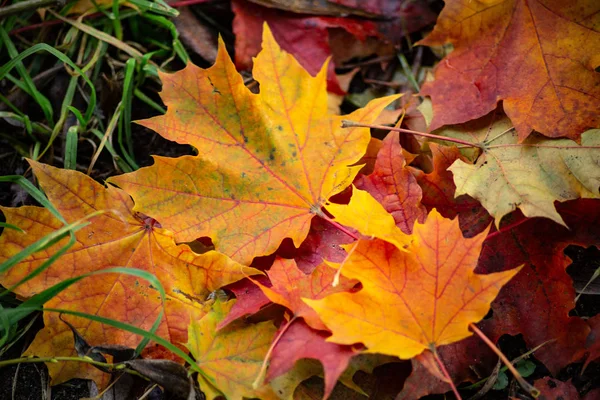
[109, 25, 398, 265]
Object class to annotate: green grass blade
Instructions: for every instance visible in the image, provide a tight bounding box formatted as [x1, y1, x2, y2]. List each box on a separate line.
[3, 268, 168, 358]
[0, 234, 77, 297]
[39, 308, 198, 368]
[0, 26, 54, 125]
[0, 175, 66, 223]
[0, 44, 97, 127]
[0, 221, 88, 275]
[117, 59, 139, 170]
[0, 222, 25, 232]
[66, 106, 86, 127]
[64, 126, 79, 170]
[127, 0, 178, 17]
[398, 53, 420, 92]
[134, 89, 166, 114]
[40, 76, 79, 160]
[89, 128, 133, 173]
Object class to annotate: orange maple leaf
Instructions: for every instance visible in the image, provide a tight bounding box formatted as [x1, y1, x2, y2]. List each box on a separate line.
[419, 0, 600, 140]
[109, 25, 398, 265]
[0, 161, 257, 386]
[306, 208, 522, 359]
[253, 258, 356, 331]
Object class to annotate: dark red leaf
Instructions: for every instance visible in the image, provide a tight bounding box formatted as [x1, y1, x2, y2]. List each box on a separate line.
[218, 277, 271, 329]
[477, 200, 599, 374]
[534, 377, 580, 400]
[355, 131, 427, 234]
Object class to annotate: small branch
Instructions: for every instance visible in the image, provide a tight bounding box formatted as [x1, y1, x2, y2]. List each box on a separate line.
[341, 120, 482, 149]
[0, 0, 65, 18]
[252, 316, 296, 389]
[363, 79, 401, 89]
[431, 348, 462, 400]
[469, 323, 540, 398]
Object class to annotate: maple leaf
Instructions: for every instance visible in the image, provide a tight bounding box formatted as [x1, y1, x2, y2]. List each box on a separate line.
[109, 26, 398, 266]
[186, 299, 278, 400]
[419, 0, 600, 140]
[266, 318, 358, 399]
[408, 143, 491, 238]
[217, 277, 271, 329]
[0, 161, 256, 386]
[233, 1, 435, 94]
[306, 207, 522, 359]
[430, 111, 600, 227]
[355, 131, 427, 234]
[291, 216, 354, 274]
[326, 187, 409, 249]
[254, 258, 356, 331]
[477, 200, 598, 374]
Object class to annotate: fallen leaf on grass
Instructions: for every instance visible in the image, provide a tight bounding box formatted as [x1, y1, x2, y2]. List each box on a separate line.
[109, 25, 398, 265]
[0, 161, 256, 387]
[306, 208, 522, 360]
[187, 300, 278, 400]
[419, 0, 600, 140]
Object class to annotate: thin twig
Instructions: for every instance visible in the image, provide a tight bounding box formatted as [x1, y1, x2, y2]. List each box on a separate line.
[0, 356, 143, 379]
[469, 323, 540, 398]
[252, 316, 297, 389]
[341, 120, 482, 149]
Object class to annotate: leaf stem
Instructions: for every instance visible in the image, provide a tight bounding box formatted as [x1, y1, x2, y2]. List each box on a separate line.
[469, 323, 540, 398]
[332, 241, 359, 287]
[252, 316, 297, 389]
[484, 126, 515, 145]
[485, 215, 530, 241]
[431, 348, 462, 400]
[486, 143, 600, 150]
[341, 120, 482, 149]
[320, 213, 360, 241]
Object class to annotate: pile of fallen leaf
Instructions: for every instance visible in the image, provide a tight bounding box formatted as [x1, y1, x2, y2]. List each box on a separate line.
[1, 0, 600, 399]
